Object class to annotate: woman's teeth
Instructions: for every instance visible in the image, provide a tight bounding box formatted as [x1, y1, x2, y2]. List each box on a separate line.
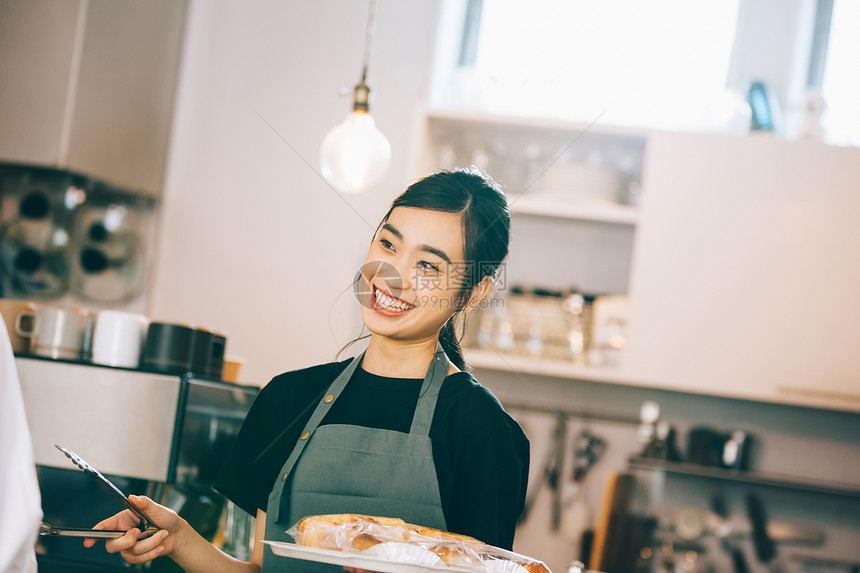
[374, 287, 415, 312]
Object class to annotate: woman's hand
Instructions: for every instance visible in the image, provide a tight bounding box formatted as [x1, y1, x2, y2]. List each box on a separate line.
[83, 495, 181, 564]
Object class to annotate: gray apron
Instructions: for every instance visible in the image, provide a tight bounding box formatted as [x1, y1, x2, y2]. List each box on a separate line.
[263, 346, 450, 572]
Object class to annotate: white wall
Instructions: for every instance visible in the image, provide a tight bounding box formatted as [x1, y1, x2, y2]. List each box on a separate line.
[150, 0, 441, 385]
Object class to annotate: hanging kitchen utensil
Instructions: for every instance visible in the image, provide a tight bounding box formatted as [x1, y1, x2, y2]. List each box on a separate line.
[746, 491, 785, 573]
[549, 413, 567, 531]
[561, 426, 606, 515]
[71, 204, 145, 303]
[561, 425, 606, 547]
[710, 488, 752, 573]
[572, 428, 606, 481]
[518, 413, 567, 530]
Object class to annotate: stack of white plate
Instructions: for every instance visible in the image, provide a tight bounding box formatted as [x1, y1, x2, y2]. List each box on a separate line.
[538, 162, 621, 203]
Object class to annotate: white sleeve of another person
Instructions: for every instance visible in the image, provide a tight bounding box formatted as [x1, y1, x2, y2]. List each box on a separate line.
[0, 318, 41, 573]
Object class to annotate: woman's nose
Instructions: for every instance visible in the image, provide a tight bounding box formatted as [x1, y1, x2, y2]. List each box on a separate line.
[387, 256, 416, 292]
[370, 256, 410, 296]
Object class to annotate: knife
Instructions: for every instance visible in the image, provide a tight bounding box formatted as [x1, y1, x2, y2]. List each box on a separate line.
[549, 414, 566, 531]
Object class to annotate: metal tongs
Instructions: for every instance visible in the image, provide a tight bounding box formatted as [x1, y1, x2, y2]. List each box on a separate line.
[39, 445, 159, 540]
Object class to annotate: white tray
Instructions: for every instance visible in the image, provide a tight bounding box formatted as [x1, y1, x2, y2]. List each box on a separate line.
[263, 541, 483, 573]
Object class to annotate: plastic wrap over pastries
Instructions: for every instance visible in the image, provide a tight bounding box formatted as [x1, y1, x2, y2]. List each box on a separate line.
[287, 514, 552, 573]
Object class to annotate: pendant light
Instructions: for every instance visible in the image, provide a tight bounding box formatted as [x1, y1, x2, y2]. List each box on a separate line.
[319, 0, 391, 194]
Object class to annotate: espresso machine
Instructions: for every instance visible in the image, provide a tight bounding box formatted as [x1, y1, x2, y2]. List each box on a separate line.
[18, 356, 259, 572]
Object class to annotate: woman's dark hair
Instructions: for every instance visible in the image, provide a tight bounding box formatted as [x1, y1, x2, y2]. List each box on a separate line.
[339, 167, 510, 370]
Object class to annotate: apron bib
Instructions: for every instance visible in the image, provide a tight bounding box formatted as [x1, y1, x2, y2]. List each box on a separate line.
[263, 346, 449, 572]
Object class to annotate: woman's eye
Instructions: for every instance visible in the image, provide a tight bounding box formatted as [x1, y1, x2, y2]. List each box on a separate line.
[379, 238, 394, 251]
[418, 260, 441, 273]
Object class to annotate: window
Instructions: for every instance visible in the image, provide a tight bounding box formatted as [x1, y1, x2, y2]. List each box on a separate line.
[820, 0, 860, 146]
[432, 0, 742, 131]
[431, 0, 858, 145]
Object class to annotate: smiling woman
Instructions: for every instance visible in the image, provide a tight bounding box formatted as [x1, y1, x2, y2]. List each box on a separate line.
[349, 168, 511, 373]
[85, 168, 530, 573]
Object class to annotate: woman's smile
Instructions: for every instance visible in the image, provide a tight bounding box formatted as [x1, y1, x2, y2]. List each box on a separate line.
[360, 206, 467, 340]
[371, 284, 416, 315]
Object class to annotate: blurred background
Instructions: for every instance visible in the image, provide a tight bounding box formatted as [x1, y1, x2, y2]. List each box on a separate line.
[1, 1, 859, 572]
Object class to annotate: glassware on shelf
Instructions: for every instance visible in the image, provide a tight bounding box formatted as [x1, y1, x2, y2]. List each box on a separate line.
[461, 299, 497, 350]
[462, 283, 615, 367]
[487, 142, 514, 191]
[563, 291, 587, 364]
[587, 295, 629, 368]
[494, 313, 515, 353]
[463, 301, 513, 353]
[504, 285, 532, 356]
[475, 306, 495, 349]
[625, 180, 643, 208]
[520, 144, 545, 195]
[525, 306, 543, 358]
[503, 285, 591, 361]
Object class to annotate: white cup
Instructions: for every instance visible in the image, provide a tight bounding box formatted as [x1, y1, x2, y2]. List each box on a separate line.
[0, 298, 39, 354]
[33, 305, 90, 360]
[91, 310, 149, 368]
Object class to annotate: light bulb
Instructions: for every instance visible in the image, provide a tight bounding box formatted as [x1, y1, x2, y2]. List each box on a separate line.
[320, 110, 391, 194]
[320, 67, 391, 194]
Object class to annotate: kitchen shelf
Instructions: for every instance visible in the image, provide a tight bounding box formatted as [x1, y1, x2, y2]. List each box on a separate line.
[508, 194, 639, 225]
[628, 456, 860, 499]
[464, 348, 633, 385]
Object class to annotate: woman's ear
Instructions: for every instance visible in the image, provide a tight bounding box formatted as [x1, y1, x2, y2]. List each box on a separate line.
[464, 275, 494, 312]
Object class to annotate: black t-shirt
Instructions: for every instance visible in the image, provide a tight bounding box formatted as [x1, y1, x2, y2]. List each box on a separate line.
[214, 358, 529, 549]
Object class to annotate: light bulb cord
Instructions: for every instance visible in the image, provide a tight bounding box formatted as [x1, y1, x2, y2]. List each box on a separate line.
[353, 0, 377, 113]
[362, 0, 377, 74]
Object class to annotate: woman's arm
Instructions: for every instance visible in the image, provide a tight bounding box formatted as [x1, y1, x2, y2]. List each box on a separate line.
[85, 495, 262, 573]
[159, 508, 266, 572]
[251, 509, 266, 568]
[450, 428, 529, 549]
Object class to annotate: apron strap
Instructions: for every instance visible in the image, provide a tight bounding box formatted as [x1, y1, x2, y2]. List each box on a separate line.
[409, 345, 449, 436]
[268, 350, 365, 522]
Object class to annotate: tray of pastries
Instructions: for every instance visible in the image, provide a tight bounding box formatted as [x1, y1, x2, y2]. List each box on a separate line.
[263, 514, 551, 573]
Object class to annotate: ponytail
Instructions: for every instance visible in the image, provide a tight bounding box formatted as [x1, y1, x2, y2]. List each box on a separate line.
[439, 319, 466, 371]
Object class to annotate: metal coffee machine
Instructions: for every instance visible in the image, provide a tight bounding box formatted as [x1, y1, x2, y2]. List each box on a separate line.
[18, 357, 258, 572]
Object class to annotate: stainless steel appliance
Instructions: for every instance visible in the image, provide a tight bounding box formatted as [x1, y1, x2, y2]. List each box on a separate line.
[17, 356, 258, 572]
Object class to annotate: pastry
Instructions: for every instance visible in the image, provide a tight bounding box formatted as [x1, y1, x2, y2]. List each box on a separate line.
[518, 560, 552, 573]
[407, 524, 481, 545]
[429, 542, 477, 566]
[294, 514, 408, 549]
[350, 533, 382, 551]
